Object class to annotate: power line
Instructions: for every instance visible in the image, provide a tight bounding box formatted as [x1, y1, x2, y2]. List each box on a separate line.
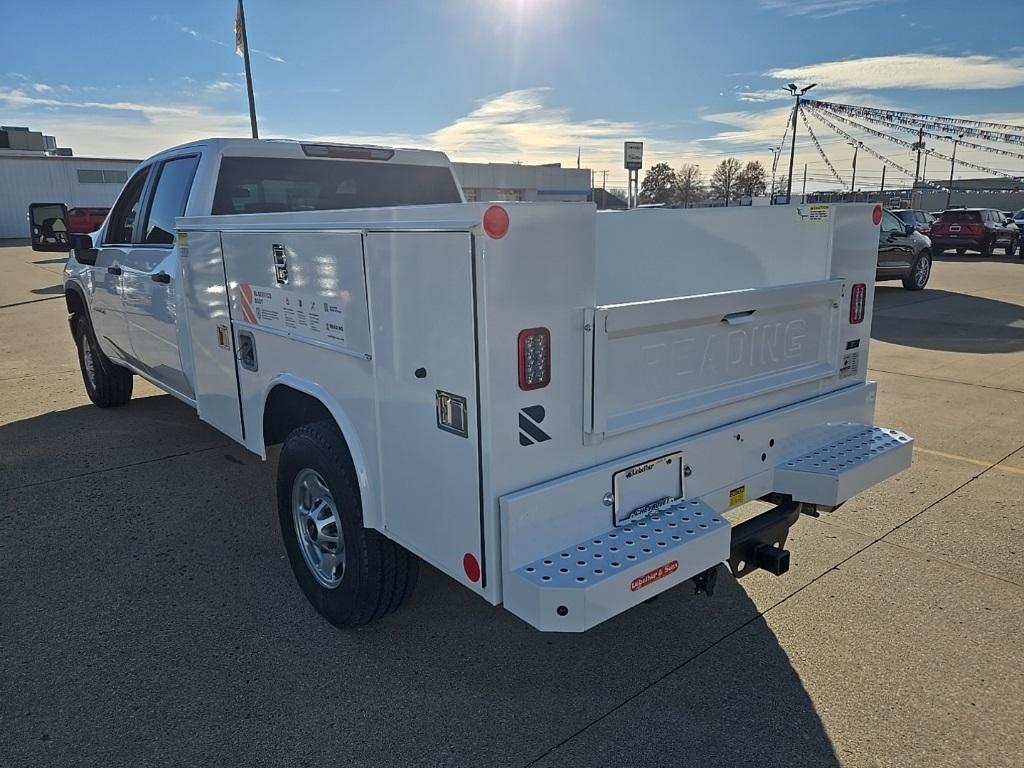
[798, 105, 845, 186]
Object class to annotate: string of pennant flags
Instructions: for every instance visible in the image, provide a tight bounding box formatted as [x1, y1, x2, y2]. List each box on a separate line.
[798, 106, 845, 186]
[803, 99, 1024, 146]
[803, 107, 949, 190]
[803, 103, 1019, 180]
[810, 102, 1024, 165]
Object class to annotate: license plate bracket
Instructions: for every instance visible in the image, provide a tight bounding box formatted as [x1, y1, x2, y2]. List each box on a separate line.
[612, 451, 684, 526]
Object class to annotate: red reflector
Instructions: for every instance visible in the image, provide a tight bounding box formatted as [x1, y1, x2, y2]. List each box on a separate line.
[518, 327, 551, 390]
[871, 205, 882, 225]
[463, 553, 481, 583]
[483, 205, 509, 239]
[850, 283, 867, 324]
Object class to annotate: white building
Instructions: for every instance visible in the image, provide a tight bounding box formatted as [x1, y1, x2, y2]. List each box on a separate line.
[0, 152, 140, 238]
[452, 161, 591, 203]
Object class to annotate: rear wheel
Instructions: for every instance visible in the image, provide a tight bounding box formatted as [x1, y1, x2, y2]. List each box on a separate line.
[75, 318, 133, 407]
[980, 239, 993, 257]
[1005, 237, 1018, 256]
[277, 420, 419, 627]
[902, 251, 931, 291]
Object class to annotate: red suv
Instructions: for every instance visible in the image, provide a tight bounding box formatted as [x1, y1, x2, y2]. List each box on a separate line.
[930, 208, 1018, 257]
[66, 207, 109, 234]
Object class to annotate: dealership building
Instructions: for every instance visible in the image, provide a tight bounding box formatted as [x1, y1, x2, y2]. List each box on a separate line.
[0, 126, 593, 238]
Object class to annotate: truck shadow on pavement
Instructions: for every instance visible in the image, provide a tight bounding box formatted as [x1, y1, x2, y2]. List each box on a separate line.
[0, 394, 842, 768]
[872, 287, 1024, 354]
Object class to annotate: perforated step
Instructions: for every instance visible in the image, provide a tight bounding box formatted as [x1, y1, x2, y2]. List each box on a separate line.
[503, 499, 731, 632]
[773, 425, 913, 506]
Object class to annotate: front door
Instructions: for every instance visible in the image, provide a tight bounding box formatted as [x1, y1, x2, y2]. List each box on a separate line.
[92, 166, 151, 364]
[121, 155, 200, 399]
[878, 210, 913, 271]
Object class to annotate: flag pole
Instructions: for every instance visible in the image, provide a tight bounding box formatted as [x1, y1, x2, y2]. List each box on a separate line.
[236, 0, 259, 138]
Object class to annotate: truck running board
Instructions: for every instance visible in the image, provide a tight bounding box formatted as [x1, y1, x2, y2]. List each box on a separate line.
[503, 500, 731, 632]
[773, 426, 913, 506]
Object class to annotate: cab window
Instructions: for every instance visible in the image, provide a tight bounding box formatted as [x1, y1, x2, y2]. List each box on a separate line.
[880, 211, 904, 233]
[141, 155, 200, 245]
[104, 167, 151, 245]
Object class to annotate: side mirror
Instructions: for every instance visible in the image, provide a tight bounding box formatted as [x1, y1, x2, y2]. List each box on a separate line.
[904, 224, 915, 236]
[29, 203, 71, 252]
[70, 233, 98, 266]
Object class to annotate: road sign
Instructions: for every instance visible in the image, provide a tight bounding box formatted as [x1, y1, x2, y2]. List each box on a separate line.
[624, 141, 643, 170]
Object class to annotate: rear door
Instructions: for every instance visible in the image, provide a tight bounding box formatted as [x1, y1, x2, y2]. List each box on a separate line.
[878, 210, 912, 270]
[120, 154, 200, 399]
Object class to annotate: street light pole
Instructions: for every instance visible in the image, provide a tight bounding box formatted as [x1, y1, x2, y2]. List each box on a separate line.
[946, 132, 964, 209]
[768, 146, 780, 204]
[784, 83, 816, 204]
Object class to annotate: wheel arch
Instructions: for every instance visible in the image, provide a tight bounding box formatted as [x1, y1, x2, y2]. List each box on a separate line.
[258, 375, 379, 530]
[64, 281, 88, 335]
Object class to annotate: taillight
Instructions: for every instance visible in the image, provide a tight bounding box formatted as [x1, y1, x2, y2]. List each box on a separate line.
[518, 327, 550, 390]
[849, 283, 866, 324]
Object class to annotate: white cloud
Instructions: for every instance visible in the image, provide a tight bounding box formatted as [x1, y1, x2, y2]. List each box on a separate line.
[32, 83, 52, 93]
[205, 80, 242, 93]
[735, 88, 791, 103]
[768, 54, 1024, 91]
[758, 0, 895, 18]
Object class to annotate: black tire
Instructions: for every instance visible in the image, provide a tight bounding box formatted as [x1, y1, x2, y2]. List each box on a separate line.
[75, 317, 133, 408]
[980, 239, 992, 258]
[956, 248, 965, 255]
[1005, 237, 1018, 256]
[902, 251, 931, 291]
[277, 420, 419, 627]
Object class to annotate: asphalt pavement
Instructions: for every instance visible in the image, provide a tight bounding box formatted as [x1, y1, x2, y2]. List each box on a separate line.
[1, 240, 1022, 768]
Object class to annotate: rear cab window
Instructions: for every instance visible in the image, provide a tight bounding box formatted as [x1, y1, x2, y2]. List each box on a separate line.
[211, 156, 462, 215]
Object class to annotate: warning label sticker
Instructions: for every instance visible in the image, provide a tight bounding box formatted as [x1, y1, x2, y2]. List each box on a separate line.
[840, 351, 860, 378]
[797, 204, 830, 223]
[729, 485, 746, 507]
[238, 284, 347, 346]
[630, 560, 679, 592]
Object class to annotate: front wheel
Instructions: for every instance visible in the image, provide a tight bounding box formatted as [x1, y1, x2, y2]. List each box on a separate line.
[1005, 237, 1018, 256]
[277, 420, 419, 627]
[902, 251, 931, 291]
[75, 318, 133, 407]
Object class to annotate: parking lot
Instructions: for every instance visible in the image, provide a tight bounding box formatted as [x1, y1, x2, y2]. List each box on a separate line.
[1, 239, 1022, 767]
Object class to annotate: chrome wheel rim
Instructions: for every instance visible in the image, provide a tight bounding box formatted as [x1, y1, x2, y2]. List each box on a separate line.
[915, 255, 930, 286]
[291, 468, 345, 588]
[81, 333, 98, 390]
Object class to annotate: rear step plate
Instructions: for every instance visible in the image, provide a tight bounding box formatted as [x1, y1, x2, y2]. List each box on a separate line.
[774, 426, 913, 506]
[503, 499, 730, 632]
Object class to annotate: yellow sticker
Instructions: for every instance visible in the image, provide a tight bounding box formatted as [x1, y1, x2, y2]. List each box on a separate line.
[177, 231, 189, 247]
[729, 485, 746, 507]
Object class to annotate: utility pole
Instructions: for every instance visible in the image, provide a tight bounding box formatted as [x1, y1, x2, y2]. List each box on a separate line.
[946, 132, 964, 208]
[785, 83, 816, 204]
[236, 0, 259, 139]
[801, 163, 808, 204]
[768, 146, 780, 204]
[848, 140, 861, 193]
[879, 165, 886, 204]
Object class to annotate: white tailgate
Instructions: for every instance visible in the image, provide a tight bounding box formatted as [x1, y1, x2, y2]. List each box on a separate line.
[585, 280, 844, 440]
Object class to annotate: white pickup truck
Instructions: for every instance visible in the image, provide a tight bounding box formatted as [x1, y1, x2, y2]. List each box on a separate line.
[30, 139, 912, 632]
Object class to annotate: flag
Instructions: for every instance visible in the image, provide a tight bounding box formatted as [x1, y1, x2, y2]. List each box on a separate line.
[235, 0, 244, 58]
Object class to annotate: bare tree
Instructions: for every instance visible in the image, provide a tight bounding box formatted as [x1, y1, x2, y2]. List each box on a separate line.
[735, 161, 768, 199]
[639, 163, 677, 205]
[709, 158, 743, 206]
[673, 163, 705, 207]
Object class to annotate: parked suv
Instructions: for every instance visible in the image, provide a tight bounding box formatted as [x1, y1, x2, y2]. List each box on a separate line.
[876, 208, 933, 290]
[930, 208, 1018, 256]
[891, 208, 934, 236]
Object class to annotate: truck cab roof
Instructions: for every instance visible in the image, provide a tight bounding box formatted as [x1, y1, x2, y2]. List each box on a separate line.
[144, 137, 453, 168]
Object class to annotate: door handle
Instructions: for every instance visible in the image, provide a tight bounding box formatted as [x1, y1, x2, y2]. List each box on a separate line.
[722, 310, 756, 325]
[107, 265, 122, 275]
[151, 272, 171, 284]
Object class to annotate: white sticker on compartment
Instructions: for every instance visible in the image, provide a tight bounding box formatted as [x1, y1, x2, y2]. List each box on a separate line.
[238, 283, 348, 346]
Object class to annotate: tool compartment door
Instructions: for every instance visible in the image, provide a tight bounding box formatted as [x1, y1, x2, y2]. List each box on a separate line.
[365, 231, 483, 585]
[586, 279, 844, 440]
[179, 230, 244, 442]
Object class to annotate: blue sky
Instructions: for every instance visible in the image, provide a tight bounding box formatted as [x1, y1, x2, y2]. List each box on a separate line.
[2, 0, 1024, 190]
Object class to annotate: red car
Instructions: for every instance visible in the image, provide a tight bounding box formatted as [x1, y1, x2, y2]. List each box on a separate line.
[930, 208, 1018, 257]
[66, 207, 109, 234]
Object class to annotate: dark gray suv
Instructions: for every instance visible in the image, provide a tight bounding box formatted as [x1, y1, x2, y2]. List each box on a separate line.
[876, 208, 933, 291]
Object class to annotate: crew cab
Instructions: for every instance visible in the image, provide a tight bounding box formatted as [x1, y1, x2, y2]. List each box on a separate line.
[29, 139, 912, 632]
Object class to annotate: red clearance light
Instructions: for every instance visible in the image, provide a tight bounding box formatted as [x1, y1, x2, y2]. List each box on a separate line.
[518, 327, 551, 390]
[850, 283, 867, 324]
[463, 553, 481, 583]
[872, 205, 882, 225]
[483, 205, 510, 239]
[301, 143, 394, 160]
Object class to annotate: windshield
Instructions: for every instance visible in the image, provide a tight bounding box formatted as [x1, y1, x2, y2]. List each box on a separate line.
[213, 157, 462, 215]
[1014, 209, 1024, 220]
[893, 211, 914, 223]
